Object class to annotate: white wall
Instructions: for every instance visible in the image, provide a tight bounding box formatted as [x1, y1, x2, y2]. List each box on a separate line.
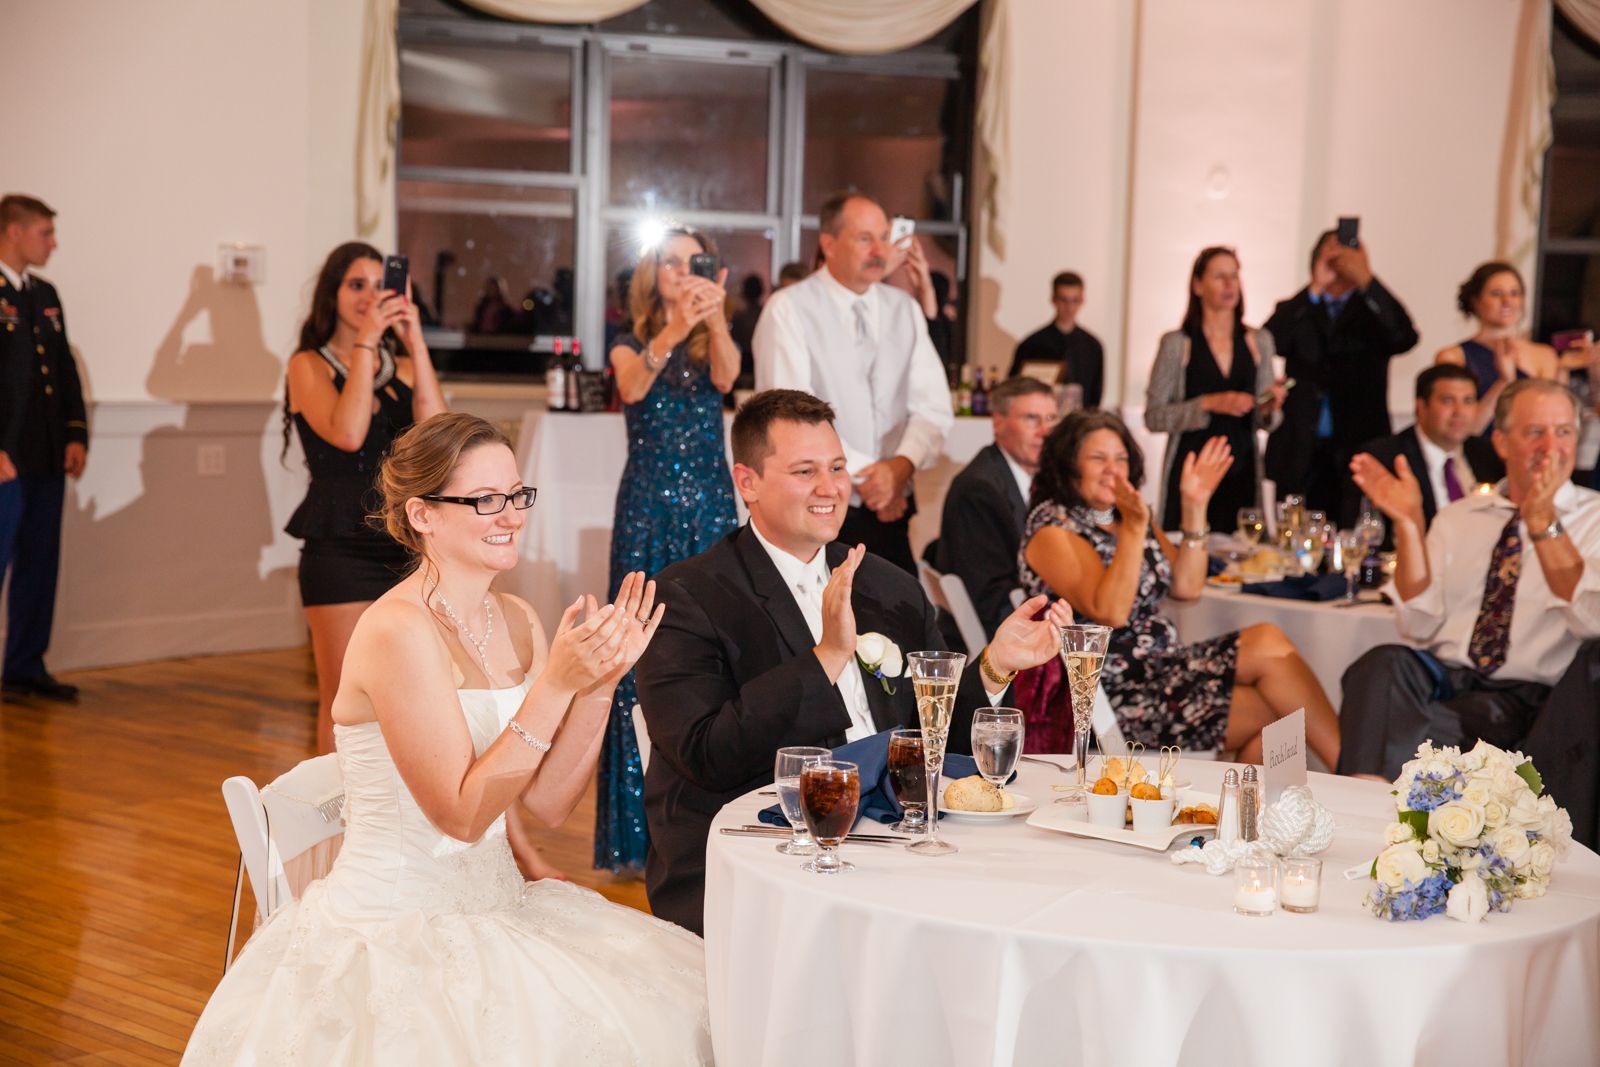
[0, 0, 375, 670]
[977, 0, 1522, 497]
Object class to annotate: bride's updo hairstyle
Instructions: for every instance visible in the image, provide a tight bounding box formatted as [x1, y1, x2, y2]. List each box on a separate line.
[374, 412, 513, 562]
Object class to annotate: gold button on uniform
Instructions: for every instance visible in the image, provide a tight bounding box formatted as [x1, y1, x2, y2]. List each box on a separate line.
[36, 344, 44, 354]
[44, 385, 52, 395]
[41, 364, 49, 374]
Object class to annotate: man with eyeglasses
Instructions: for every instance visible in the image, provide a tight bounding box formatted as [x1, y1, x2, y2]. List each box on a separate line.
[753, 190, 953, 576]
[1007, 271, 1103, 409]
[933, 376, 1058, 640]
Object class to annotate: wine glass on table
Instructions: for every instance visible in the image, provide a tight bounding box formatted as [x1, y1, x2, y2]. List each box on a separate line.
[1055, 624, 1113, 816]
[886, 728, 928, 834]
[906, 651, 965, 857]
[1334, 529, 1363, 604]
[773, 747, 830, 855]
[1236, 507, 1264, 549]
[799, 759, 861, 875]
[971, 709, 1024, 788]
[1299, 518, 1327, 575]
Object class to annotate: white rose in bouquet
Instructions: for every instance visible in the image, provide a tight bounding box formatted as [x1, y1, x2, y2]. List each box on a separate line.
[1515, 874, 1549, 900]
[1490, 824, 1532, 870]
[1537, 796, 1574, 858]
[1507, 793, 1544, 832]
[1462, 780, 1493, 808]
[1529, 839, 1556, 878]
[1429, 801, 1486, 849]
[1422, 840, 1442, 864]
[1446, 872, 1490, 923]
[1375, 841, 1428, 890]
[1384, 821, 1415, 846]
[1481, 798, 1508, 830]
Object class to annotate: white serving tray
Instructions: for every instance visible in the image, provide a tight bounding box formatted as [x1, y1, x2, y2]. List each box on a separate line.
[1025, 790, 1220, 851]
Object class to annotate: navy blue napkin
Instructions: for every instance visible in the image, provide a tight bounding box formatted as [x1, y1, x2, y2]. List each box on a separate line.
[758, 728, 997, 827]
[1240, 573, 1349, 601]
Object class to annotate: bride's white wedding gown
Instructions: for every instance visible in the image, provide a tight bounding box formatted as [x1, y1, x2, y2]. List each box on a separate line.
[183, 678, 712, 1065]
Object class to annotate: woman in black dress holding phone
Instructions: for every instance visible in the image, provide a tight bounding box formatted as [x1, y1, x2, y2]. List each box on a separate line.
[283, 243, 447, 754]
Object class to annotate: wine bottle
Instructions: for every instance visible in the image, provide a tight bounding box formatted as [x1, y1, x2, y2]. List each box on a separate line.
[546, 337, 566, 411]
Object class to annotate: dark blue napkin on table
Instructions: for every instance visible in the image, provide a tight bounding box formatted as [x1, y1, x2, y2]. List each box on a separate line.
[1240, 573, 1349, 601]
[756, 728, 997, 827]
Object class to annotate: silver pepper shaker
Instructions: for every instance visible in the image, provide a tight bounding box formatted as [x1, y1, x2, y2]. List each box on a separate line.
[1217, 768, 1241, 846]
[1240, 765, 1260, 842]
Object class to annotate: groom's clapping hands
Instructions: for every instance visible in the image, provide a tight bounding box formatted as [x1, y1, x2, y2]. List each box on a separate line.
[814, 543, 866, 683]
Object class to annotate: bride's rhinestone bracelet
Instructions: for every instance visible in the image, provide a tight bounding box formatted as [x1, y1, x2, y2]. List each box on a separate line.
[508, 721, 552, 752]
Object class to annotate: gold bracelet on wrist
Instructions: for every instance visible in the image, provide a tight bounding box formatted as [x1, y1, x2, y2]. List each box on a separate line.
[979, 648, 1017, 686]
[1181, 526, 1209, 548]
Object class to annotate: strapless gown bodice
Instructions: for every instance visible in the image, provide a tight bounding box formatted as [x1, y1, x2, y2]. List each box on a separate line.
[182, 681, 711, 1065]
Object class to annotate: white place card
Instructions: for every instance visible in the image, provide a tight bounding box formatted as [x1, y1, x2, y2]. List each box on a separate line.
[1261, 708, 1307, 806]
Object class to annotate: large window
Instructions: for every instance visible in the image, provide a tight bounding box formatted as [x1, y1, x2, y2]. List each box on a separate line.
[396, 6, 974, 377]
[1536, 12, 1600, 342]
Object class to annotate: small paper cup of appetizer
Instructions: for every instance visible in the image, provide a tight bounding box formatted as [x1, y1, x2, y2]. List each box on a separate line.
[1128, 782, 1175, 834]
[1085, 777, 1129, 828]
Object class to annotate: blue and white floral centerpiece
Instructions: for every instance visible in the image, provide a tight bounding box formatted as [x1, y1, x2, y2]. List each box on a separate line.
[1367, 740, 1573, 923]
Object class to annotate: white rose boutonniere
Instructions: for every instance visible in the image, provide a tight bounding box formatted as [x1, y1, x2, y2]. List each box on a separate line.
[855, 633, 902, 695]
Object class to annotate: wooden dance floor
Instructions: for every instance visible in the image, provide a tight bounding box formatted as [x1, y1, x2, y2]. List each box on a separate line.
[0, 647, 648, 1065]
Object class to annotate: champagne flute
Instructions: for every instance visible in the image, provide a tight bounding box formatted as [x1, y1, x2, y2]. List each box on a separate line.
[1236, 507, 1264, 548]
[773, 747, 830, 855]
[798, 760, 860, 875]
[886, 728, 928, 834]
[906, 651, 965, 857]
[1336, 529, 1362, 604]
[971, 709, 1024, 788]
[1057, 624, 1112, 815]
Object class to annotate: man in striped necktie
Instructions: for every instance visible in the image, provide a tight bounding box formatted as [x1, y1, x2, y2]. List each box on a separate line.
[1334, 379, 1600, 789]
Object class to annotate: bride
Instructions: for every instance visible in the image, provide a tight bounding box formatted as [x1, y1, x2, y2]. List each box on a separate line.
[184, 413, 711, 1064]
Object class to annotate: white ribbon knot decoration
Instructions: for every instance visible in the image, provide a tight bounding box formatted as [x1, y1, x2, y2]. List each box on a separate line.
[1171, 784, 1336, 875]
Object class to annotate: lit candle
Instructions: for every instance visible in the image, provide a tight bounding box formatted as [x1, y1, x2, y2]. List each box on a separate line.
[1281, 877, 1319, 910]
[1233, 886, 1277, 914]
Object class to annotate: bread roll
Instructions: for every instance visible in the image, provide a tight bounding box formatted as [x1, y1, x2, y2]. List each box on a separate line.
[943, 775, 1004, 812]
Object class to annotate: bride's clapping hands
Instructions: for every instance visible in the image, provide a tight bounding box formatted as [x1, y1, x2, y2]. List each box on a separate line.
[588, 571, 664, 693]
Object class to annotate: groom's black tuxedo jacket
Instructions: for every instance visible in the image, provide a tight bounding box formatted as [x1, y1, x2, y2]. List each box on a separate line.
[633, 524, 996, 935]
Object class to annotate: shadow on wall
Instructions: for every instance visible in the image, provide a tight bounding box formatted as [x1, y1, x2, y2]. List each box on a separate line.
[51, 265, 305, 670]
[974, 276, 1018, 370]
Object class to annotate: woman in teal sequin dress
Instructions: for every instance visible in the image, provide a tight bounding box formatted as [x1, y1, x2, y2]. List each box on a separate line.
[598, 228, 740, 872]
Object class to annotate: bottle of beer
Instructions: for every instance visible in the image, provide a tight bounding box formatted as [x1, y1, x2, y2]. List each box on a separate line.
[566, 338, 583, 412]
[956, 365, 973, 416]
[972, 366, 988, 416]
[546, 337, 567, 411]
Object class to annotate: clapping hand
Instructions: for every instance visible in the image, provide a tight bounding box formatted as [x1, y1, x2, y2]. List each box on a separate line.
[984, 595, 1073, 678]
[1493, 337, 1519, 383]
[814, 543, 866, 682]
[545, 573, 664, 695]
[584, 572, 665, 694]
[1110, 473, 1150, 533]
[1349, 453, 1425, 532]
[1522, 445, 1575, 532]
[1178, 436, 1233, 509]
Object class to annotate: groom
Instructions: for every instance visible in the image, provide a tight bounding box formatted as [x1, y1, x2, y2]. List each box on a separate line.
[633, 389, 1071, 934]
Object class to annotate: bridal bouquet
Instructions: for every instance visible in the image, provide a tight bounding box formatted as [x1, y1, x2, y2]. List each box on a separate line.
[1366, 740, 1573, 923]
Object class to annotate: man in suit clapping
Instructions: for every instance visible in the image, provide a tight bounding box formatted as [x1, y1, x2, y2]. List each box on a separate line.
[633, 389, 1070, 934]
[1345, 364, 1505, 542]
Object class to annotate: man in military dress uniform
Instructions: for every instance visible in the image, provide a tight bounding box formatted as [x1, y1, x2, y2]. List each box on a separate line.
[0, 195, 86, 701]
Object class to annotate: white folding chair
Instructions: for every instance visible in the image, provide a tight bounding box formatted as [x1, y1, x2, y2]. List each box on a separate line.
[221, 753, 346, 972]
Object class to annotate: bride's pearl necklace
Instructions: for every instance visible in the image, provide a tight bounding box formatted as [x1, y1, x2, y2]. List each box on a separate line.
[427, 577, 494, 681]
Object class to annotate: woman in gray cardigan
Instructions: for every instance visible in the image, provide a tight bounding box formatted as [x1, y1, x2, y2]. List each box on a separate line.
[1146, 247, 1287, 531]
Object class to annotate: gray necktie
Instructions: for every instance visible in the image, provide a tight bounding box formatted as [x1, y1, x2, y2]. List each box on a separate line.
[852, 298, 869, 347]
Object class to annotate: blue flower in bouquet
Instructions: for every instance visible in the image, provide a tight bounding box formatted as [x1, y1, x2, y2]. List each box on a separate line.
[1466, 843, 1517, 913]
[1368, 870, 1452, 922]
[1404, 766, 1466, 812]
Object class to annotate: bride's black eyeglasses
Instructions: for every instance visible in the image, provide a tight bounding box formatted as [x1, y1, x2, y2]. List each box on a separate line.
[421, 488, 537, 515]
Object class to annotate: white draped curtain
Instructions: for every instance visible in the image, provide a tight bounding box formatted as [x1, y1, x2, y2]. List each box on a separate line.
[1498, 0, 1600, 286]
[357, 0, 1010, 256]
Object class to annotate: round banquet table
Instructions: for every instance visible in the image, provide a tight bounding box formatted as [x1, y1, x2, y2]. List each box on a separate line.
[703, 760, 1600, 1067]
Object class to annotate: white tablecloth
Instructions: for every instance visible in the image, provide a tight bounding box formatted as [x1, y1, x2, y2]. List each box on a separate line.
[500, 409, 995, 635]
[704, 760, 1600, 1067]
[1166, 586, 1402, 706]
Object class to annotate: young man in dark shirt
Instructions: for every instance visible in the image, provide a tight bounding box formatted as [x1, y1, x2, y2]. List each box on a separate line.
[1007, 271, 1104, 408]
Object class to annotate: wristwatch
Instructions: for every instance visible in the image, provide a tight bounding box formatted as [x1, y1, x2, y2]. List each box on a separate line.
[1529, 517, 1565, 544]
[979, 648, 1017, 687]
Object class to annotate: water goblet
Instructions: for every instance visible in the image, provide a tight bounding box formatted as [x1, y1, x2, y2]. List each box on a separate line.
[971, 709, 1024, 789]
[906, 651, 966, 857]
[773, 746, 830, 855]
[1236, 507, 1264, 548]
[799, 759, 861, 874]
[886, 728, 928, 834]
[1056, 624, 1113, 817]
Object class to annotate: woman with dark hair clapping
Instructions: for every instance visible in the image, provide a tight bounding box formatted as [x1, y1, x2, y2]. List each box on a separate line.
[1015, 411, 1340, 767]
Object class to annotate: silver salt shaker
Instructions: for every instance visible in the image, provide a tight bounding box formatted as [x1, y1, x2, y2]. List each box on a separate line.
[1240, 765, 1261, 842]
[1216, 768, 1241, 846]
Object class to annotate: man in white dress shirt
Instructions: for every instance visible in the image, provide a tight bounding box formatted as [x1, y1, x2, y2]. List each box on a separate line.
[1343, 363, 1503, 539]
[1337, 378, 1600, 780]
[632, 390, 1069, 933]
[752, 191, 953, 574]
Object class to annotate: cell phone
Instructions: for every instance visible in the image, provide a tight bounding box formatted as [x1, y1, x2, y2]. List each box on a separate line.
[1551, 329, 1593, 353]
[1336, 217, 1360, 249]
[688, 252, 718, 280]
[890, 216, 915, 247]
[381, 254, 409, 296]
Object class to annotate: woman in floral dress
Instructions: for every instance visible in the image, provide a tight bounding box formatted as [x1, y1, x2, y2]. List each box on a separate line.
[1015, 410, 1341, 767]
